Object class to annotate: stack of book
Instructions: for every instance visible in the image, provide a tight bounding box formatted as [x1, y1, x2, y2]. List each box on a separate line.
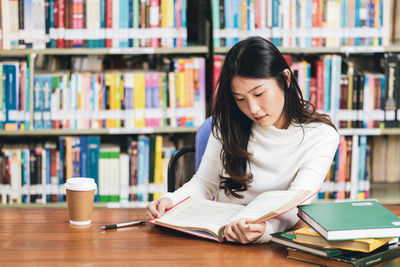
[271, 200, 400, 266]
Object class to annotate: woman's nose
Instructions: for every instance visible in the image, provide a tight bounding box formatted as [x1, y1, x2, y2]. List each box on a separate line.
[248, 98, 260, 114]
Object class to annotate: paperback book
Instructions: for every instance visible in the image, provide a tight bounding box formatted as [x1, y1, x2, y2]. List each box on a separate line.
[150, 189, 317, 242]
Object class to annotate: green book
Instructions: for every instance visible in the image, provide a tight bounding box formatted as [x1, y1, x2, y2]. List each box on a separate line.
[298, 200, 400, 241]
[271, 232, 347, 257]
[287, 241, 400, 267]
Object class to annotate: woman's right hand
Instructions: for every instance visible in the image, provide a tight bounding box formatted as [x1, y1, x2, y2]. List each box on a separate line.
[146, 197, 173, 219]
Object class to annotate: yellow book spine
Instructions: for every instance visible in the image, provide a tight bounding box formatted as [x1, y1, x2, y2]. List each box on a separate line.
[154, 135, 163, 184]
[134, 73, 146, 127]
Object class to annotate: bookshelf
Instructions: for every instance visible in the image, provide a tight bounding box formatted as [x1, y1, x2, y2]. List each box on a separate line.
[0, 0, 211, 207]
[2, 0, 400, 206]
[209, 0, 400, 204]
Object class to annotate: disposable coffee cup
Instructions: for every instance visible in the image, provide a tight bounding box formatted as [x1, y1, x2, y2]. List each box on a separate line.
[65, 177, 97, 226]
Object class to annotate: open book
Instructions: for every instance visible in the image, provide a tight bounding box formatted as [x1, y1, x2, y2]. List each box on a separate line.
[149, 189, 317, 242]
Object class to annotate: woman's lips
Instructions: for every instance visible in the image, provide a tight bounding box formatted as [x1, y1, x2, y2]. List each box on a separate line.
[255, 115, 267, 121]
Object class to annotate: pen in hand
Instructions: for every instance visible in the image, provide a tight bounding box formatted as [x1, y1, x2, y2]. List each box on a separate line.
[100, 220, 145, 230]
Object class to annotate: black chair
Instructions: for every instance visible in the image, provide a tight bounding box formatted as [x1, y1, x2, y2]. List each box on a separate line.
[167, 117, 213, 192]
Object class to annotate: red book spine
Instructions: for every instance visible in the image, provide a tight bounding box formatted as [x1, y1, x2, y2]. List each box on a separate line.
[72, 0, 84, 47]
[309, 77, 317, 108]
[149, 0, 160, 47]
[105, 0, 112, 48]
[311, 0, 322, 47]
[57, 0, 65, 48]
[130, 141, 138, 201]
[315, 60, 324, 110]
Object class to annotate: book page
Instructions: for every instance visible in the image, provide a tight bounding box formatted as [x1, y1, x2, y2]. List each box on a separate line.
[229, 190, 312, 223]
[154, 197, 244, 237]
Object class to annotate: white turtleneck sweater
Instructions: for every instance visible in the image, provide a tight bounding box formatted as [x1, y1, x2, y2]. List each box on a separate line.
[163, 122, 340, 243]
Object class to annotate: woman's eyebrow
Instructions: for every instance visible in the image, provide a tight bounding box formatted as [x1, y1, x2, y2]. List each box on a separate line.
[232, 84, 264, 95]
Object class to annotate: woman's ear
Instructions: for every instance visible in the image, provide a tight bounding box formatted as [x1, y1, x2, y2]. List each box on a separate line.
[283, 69, 291, 87]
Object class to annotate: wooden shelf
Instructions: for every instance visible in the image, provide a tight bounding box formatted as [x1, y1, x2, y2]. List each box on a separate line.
[0, 46, 208, 56]
[0, 127, 198, 136]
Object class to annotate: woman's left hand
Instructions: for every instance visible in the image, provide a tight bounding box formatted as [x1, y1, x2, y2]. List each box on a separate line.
[224, 218, 266, 244]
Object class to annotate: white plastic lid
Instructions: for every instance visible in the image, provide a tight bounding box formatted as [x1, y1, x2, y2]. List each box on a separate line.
[65, 177, 97, 191]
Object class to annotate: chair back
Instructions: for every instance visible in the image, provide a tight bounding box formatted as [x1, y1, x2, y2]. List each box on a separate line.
[195, 116, 213, 170]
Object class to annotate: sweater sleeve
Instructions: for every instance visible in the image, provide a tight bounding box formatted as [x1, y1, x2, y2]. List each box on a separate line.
[161, 132, 223, 206]
[256, 126, 340, 243]
[289, 125, 340, 192]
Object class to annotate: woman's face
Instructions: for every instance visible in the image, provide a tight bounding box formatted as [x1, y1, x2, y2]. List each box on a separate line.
[231, 70, 290, 129]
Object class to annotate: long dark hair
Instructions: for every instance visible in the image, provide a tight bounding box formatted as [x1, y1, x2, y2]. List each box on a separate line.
[212, 36, 336, 199]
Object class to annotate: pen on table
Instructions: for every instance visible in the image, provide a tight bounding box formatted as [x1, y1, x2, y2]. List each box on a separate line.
[100, 220, 145, 230]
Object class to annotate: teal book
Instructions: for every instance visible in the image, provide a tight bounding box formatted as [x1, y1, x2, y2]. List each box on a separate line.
[271, 232, 346, 257]
[298, 200, 400, 241]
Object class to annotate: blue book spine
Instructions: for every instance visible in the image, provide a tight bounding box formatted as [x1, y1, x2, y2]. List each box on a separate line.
[152, 73, 160, 126]
[211, 0, 220, 47]
[49, 0, 55, 48]
[362, 75, 369, 128]
[145, 75, 152, 126]
[380, 76, 386, 111]
[143, 136, 150, 202]
[305, 63, 311, 102]
[58, 137, 65, 202]
[137, 136, 146, 201]
[305, 0, 312, 47]
[181, 0, 187, 47]
[323, 57, 332, 112]
[354, 0, 361, 45]
[44, 76, 53, 129]
[100, 0, 106, 48]
[24, 62, 30, 130]
[128, 0, 134, 47]
[33, 76, 42, 129]
[80, 136, 88, 177]
[358, 136, 367, 197]
[4, 64, 17, 127]
[232, 0, 238, 45]
[367, 0, 374, 46]
[22, 150, 30, 203]
[247, 0, 250, 31]
[379, 0, 383, 45]
[271, 0, 281, 46]
[224, 0, 232, 47]
[120, 0, 130, 47]
[133, 0, 139, 47]
[87, 136, 100, 202]
[173, 0, 177, 47]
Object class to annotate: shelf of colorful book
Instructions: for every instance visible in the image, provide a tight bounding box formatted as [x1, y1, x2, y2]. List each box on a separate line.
[0, 127, 198, 136]
[0, 46, 209, 57]
[214, 45, 400, 55]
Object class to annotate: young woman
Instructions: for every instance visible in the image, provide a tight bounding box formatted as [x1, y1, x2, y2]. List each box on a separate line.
[147, 36, 339, 244]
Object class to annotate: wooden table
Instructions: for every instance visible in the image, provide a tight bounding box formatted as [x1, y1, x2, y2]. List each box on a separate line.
[0, 206, 399, 266]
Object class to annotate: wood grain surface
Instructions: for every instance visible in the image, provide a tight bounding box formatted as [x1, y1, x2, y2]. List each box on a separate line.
[0, 206, 398, 266]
